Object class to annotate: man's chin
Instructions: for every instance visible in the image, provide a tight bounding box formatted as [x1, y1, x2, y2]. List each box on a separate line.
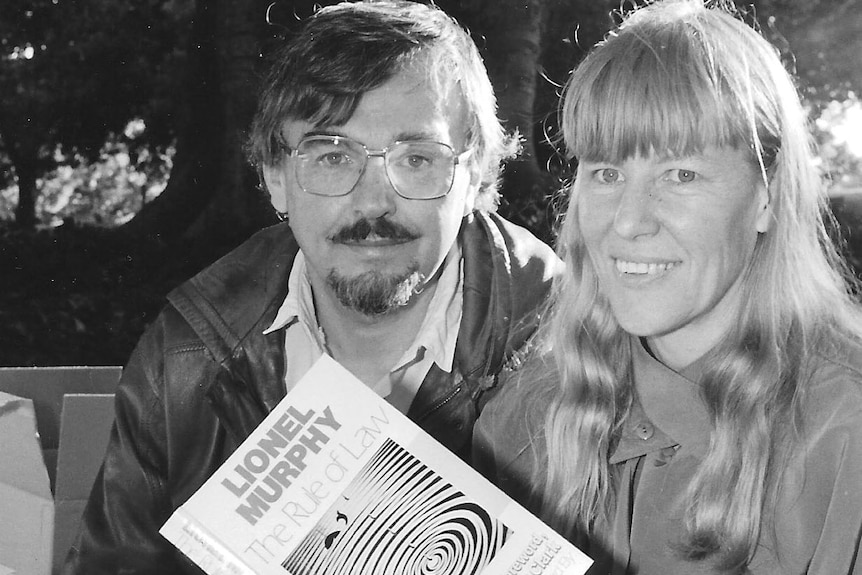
[326, 268, 425, 317]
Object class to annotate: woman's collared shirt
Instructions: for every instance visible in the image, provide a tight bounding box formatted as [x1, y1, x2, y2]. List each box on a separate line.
[473, 336, 862, 574]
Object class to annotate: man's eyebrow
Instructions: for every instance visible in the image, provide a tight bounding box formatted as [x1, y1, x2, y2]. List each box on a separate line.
[393, 130, 448, 143]
[302, 128, 347, 139]
[300, 128, 450, 144]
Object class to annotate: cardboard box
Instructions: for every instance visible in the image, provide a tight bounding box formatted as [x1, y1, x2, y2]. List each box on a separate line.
[0, 392, 53, 575]
[0, 367, 121, 574]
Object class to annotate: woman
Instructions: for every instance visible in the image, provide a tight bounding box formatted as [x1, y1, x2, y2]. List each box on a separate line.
[474, 1, 862, 573]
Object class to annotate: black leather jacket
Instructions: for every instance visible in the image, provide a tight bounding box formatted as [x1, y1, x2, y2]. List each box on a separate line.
[63, 211, 561, 574]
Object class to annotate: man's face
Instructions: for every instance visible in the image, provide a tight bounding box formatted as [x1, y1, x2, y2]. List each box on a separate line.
[263, 66, 480, 317]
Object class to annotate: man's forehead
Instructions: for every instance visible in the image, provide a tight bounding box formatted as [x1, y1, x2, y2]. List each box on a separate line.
[280, 72, 468, 146]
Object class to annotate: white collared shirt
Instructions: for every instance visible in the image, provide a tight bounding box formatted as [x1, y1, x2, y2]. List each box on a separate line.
[263, 245, 463, 414]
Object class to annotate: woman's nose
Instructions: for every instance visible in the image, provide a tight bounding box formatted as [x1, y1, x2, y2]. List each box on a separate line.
[613, 182, 660, 239]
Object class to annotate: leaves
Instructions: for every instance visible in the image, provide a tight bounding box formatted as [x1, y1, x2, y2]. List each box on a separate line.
[0, 0, 185, 226]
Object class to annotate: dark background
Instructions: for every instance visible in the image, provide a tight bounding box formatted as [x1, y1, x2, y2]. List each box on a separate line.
[2, 0, 861, 367]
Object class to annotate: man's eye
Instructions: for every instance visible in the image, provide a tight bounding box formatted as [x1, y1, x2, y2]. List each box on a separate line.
[404, 154, 433, 168]
[319, 152, 351, 166]
[595, 168, 622, 184]
[668, 168, 697, 183]
[392, 144, 445, 169]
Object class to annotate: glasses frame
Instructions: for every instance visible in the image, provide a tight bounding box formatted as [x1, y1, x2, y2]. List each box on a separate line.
[283, 135, 474, 200]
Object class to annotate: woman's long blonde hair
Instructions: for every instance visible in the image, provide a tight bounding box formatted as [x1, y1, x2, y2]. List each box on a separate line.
[540, 0, 862, 569]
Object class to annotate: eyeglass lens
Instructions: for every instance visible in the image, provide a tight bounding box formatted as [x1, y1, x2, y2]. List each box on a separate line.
[294, 137, 457, 199]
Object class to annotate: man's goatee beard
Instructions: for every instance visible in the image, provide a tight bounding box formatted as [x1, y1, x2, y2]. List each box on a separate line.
[327, 267, 425, 316]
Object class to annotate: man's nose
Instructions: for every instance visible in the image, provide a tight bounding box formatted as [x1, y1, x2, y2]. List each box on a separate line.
[349, 155, 397, 218]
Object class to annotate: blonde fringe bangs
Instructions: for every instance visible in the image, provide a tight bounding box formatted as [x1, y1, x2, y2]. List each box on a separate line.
[560, 5, 772, 167]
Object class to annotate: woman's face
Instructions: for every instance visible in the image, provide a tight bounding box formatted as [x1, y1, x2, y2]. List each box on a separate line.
[576, 145, 771, 369]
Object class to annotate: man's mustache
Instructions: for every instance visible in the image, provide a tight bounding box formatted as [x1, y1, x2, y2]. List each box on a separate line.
[330, 218, 419, 243]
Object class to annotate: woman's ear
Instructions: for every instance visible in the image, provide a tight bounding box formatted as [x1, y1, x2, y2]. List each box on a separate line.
[262, 164, 289, 213]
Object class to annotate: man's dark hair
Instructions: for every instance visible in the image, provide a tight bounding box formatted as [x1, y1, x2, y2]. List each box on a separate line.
[247, 0, 518, 209]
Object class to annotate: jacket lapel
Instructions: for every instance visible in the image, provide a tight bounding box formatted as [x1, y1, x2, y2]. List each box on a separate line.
[167, 223, 297, 444]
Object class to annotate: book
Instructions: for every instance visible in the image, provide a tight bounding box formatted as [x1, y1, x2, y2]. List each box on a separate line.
[160, 355, 593, 575]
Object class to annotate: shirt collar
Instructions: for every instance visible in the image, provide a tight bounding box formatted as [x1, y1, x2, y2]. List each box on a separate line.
[392, 242, 462, 373]
[609, 337, 711, 464]
[263, 252, 325, 347]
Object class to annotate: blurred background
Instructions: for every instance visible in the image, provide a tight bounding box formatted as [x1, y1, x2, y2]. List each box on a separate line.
[2, 0, 860, 367]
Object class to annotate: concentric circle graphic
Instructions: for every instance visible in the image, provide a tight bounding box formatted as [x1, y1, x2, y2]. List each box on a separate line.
[282, 439, 510, 574]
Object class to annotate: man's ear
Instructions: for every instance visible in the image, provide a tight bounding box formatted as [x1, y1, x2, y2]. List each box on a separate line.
[262, 164, 289, 213]
[462, 156, 482, 216]
[755, 179, 772, 233]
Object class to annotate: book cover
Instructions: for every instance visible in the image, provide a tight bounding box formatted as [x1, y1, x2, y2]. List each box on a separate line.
[160, 355, 592, 575]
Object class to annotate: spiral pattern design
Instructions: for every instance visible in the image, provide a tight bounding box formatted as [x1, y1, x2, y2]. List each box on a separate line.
[282, 439, 510, 574]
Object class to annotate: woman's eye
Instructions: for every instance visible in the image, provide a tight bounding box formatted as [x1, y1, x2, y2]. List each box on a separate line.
[595, 168, 622, 184]
[668, 168, 697, 183]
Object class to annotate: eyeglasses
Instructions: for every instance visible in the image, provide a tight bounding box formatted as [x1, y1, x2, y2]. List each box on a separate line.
[284, 135, 473, 200]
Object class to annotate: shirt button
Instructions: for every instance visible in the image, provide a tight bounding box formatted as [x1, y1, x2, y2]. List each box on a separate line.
[653, 445, 679, 467]
[633, 421, 654, 440]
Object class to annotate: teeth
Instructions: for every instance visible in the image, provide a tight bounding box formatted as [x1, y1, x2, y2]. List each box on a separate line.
[615, 259, 676, 275]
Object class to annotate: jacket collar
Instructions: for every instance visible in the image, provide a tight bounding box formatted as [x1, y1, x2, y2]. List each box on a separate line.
[167, 222, 297, 415]
[168, 223, 298, 361]
[456, 211, 562, 380]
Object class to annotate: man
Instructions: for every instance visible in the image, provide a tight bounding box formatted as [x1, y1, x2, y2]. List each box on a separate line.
[64, 1, 560, 573]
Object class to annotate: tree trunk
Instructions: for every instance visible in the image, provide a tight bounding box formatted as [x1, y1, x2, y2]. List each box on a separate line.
[120, 0, 273, 248]
[485, 0, 546, 165]
[1, 106, 42, 230]
[118, 0, 221, 244]
[183, 0, 273, 241]
[448, 0, 556, 240]
[12, 155, 38, 229]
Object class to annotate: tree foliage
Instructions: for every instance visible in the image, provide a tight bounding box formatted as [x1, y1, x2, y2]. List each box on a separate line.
[3, 0, 859, 233]
[0, 0, 183, 227]
[756, 0, 862, 104]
